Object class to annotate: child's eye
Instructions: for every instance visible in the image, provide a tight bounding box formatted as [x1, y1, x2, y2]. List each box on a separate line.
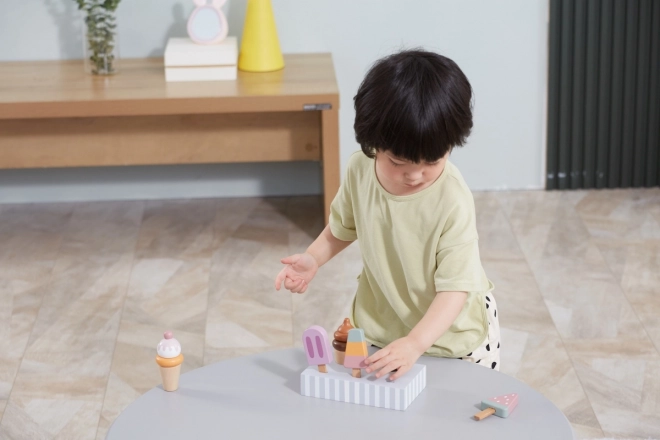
[390, 159, 403, 167]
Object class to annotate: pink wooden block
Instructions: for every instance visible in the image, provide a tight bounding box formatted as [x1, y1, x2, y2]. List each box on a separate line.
[482, 393, 519, 418]
[302, 326, 332, 367]
[343, 356, 368, 369]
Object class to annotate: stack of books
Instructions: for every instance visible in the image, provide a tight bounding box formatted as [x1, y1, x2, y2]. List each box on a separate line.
[164, 37, 238, 82]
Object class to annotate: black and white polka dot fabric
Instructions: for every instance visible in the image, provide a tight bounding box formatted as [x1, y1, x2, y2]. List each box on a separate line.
[460, 292, 501, 371]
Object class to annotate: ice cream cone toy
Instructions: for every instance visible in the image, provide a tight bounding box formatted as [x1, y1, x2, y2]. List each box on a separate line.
[474, 393, 519, 420]
[302, 325, 332, 373]
[344, 328, 368, 378]
[332, 318, 354, 366]
[156, 331, 184, 392]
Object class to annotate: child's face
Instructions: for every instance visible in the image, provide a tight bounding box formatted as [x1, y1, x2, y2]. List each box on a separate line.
[375, 150, 448, 196]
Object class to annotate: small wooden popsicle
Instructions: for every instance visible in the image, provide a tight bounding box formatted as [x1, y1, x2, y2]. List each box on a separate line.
[302, 325, 333, 373]
[343, 328, 368, 378]
[474, 393, 519, 420]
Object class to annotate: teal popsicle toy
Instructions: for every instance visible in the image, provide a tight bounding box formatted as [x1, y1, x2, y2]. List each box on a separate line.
[474, 393, 519, 420]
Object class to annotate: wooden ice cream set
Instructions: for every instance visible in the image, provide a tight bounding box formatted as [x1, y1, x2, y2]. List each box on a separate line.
[300, 318, 518, 419]
[154, 323, 517, 419]
[300, 319, 426, 411]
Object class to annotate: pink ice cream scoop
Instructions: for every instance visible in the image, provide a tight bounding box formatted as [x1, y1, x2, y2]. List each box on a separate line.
[157, 331, 182, 359]
[302, 325, 332, 373]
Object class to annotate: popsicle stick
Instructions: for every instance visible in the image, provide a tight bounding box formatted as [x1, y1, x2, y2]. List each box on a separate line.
[474, 407, 496, 421]
[318, 364, 327, 373]
[352, 368, 361, 378]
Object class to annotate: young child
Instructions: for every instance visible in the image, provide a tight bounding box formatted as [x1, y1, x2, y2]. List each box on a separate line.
[275, 49, 500, 380]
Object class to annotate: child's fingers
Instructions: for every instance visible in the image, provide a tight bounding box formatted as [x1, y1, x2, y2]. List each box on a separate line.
[299, 281, 309, 294]
[284, 277, 303, 291]
[283, 277, 299, 290]
[274, 267, 289, 290]
[291, 279, 304, 293]
[365, 347, 389, 366]
[388, 364, 411, 381]
[294, 281, 307, 294]
[292, 279, 305, 292]
[376, 360, 402, 379]
[366, 353, 395, 374]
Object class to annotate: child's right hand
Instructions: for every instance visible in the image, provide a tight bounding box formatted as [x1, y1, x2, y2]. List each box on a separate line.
[274, 252, 318, 294]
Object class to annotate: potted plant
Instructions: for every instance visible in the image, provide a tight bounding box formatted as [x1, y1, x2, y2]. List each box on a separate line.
[75, 0, 121, 75]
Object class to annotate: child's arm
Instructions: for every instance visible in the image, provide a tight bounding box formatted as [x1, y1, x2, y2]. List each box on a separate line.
[365, 290, 467, 380]
[408, 290, 468, 352]
[307, 224, 353, 268]
[275, 224, 353, 294]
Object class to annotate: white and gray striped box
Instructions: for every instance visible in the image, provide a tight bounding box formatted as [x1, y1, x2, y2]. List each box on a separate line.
[300, 364, 426, 411]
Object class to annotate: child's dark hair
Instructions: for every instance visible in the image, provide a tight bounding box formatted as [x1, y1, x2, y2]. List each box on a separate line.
[353, 49, 473, 163]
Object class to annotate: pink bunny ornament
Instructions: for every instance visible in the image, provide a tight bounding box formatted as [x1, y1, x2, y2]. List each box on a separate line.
[187, 0, 229, 45]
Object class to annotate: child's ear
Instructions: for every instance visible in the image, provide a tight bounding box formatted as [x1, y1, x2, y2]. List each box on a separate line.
[212, 0, 226, 8]
[193, 0, 206, 6]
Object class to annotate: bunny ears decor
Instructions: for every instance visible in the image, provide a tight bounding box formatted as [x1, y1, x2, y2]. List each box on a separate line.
[163, 0, 237, 81]
[187, 0, 229, 44]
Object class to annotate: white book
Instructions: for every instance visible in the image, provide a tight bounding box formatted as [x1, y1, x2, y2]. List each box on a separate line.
[164, 37, 237, 67]
[165, 65, 237, 82]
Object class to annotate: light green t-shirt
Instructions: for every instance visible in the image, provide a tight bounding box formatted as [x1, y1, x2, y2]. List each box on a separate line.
[329, 152, 494, 358]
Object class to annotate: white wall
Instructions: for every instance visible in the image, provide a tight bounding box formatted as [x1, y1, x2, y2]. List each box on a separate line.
[0, 0, 548, 203]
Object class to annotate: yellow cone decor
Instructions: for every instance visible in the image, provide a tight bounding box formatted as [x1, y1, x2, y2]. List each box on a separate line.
[238, 0, 285, 72]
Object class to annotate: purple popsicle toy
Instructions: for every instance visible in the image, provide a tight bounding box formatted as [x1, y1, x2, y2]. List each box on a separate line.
[302, 325, 332, 373]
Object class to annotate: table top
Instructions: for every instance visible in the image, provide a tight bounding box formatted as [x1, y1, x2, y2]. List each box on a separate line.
[0, 53, 339, 119]
[106, 348, 574, 440]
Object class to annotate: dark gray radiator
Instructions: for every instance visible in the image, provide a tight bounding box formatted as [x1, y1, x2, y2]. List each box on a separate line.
[547, 0, 660, 189]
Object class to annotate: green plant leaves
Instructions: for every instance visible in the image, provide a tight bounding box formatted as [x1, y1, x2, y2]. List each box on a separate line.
[78, 0, 120, 75]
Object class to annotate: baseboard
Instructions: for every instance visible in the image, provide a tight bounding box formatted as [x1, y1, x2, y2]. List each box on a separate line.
[0, 162, 322, 204]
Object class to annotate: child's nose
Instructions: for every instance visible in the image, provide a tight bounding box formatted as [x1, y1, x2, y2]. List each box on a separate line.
[405, 170, 423, 180]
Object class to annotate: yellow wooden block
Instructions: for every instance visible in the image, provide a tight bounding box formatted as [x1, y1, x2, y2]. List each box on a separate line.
[345, 342, 368, 357]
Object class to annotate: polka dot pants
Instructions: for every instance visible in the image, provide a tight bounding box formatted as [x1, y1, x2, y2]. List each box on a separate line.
[459, 292, 501, 371]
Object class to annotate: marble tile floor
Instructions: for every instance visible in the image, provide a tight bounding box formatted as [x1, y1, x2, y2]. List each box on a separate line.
[0, 189, 658, 439]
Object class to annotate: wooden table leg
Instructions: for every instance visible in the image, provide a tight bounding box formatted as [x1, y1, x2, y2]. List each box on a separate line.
[321, 108, 340, 225]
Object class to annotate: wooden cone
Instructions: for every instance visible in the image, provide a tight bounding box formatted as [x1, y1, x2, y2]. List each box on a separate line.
[238, 0, 284, 72]
[474, 407, 496, 421]
[160, 364, 181, 391]
[334, 350, 345, 366]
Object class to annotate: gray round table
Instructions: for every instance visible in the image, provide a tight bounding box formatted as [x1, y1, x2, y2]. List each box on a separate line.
[107, 348, 574, 439]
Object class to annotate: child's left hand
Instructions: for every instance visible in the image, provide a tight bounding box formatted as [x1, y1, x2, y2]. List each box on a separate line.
[364, 336, 425, 381]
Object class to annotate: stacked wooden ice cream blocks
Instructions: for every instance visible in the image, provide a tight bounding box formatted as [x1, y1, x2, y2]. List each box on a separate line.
[300, 321, 426, 411]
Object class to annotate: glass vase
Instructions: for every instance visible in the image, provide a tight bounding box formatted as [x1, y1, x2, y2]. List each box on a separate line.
[82, 8, 120, 75]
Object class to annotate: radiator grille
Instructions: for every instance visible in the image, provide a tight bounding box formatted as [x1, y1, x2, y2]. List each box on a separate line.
[547, 0, 660, 189]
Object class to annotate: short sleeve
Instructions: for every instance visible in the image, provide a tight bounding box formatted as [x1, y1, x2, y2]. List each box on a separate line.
[434, 197, 490, 292]
[329, 168, 357, 242]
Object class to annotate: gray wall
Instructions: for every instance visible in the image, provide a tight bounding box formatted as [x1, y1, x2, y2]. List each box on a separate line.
[0, 0, 549, 203]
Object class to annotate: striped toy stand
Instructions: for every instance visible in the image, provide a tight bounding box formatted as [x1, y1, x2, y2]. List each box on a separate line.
[300, 363, 426, 410]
